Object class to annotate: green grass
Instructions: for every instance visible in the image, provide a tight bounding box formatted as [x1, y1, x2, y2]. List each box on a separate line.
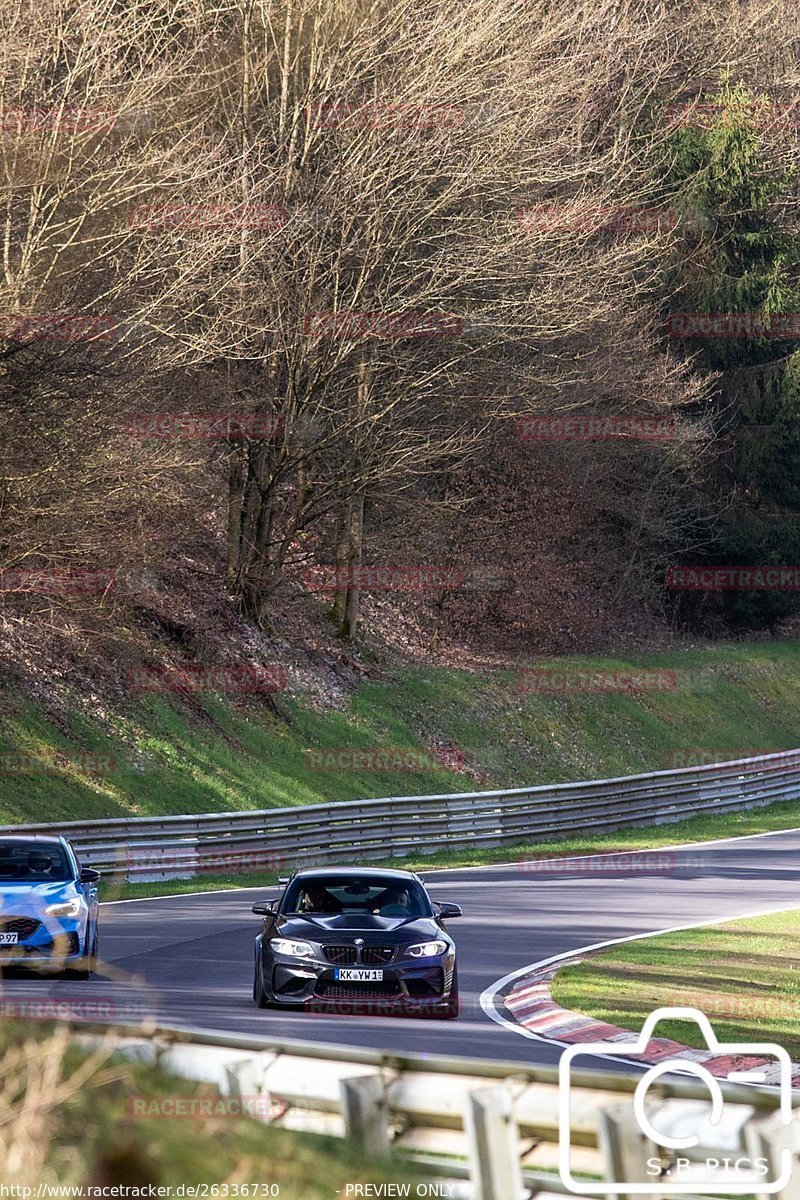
[551, 908, 800, 1059]
[2, 639, 800, 825]
[1, 1021, 425, 1194]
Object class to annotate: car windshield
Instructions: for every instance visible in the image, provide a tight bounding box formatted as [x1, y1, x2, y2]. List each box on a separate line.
[0, 841, 72, 883]
[283, 875, 431, 918]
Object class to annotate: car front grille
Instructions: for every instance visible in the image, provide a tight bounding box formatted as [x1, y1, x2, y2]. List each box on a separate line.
[321, 944, 396, 965]
[314, 981, 403, 1000]
[322, 945, 357, 965]
[361, 946, 395, 964]
[0, 917, 41, 941]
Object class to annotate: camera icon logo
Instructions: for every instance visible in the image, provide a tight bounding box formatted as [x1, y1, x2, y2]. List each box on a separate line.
[558, 1006, 793, 1194]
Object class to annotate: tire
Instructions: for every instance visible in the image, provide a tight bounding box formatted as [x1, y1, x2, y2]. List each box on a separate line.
[65, 926, 97, 981]
[439, 965, 459, 1019]
[253, 958, 270, 1009]
[88, 926, 98, 971]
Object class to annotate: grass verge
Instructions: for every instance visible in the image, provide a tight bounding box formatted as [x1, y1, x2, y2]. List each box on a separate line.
[551, 908, 800, 1059]
[2, 639, 800, 823]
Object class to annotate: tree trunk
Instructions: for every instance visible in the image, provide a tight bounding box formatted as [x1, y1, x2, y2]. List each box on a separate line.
[342, 492, 364, 641]
[226, 446, 246, 588]
[333, 497, 353, 624]
[238, 441, 270, 581]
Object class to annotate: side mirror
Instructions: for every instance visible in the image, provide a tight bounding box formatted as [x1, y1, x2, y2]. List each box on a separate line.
[79, 867, 101, 884]
[437, 901, 462, 919]
[252, 900, 276, 916]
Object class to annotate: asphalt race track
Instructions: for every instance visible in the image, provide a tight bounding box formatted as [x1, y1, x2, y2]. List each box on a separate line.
[3, 827, 800, 1066]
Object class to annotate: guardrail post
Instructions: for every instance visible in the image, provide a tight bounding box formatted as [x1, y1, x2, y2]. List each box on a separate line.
[597, 1101, 654, 1200]
[463, 1084, 524, 1200]
[745, 1112, 800, 1200]
[339, 1074, 390, 1158]
[224, 1056, 265, 1103]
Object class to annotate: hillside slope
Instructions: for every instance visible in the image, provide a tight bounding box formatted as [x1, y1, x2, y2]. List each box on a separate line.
[1, 640, 798, 824]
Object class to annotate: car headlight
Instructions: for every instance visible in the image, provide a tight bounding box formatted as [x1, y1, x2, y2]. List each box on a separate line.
[406, 939, 448, 958]
[269, 938, 315, 958]
[44, 898, 83, 918]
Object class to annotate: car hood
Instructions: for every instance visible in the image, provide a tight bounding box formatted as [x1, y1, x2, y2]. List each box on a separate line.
[0, 881, 78, 912]
[276, 913, 444, 941]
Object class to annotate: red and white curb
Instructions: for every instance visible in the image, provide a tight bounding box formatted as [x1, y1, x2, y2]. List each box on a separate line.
[503, 954, 799, 1086]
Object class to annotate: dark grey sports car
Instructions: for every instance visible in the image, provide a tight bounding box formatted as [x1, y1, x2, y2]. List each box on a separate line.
[252, 867, 461, 1018]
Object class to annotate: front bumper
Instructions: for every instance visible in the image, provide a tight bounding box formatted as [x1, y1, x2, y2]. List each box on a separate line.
[0, 919, 85, 971]
[265, 950, 456, 1014]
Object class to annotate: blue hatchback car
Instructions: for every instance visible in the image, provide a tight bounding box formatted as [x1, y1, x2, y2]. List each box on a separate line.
[0, 835, 100, 978]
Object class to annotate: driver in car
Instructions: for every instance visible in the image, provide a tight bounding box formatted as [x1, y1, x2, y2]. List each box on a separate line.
[29, 854, 54, 878]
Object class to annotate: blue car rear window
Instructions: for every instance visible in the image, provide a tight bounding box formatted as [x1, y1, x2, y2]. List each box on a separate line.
[0, 842, 71, 882]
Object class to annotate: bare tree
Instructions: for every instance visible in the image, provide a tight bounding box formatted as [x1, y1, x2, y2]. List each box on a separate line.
[3, 0, 799, 654]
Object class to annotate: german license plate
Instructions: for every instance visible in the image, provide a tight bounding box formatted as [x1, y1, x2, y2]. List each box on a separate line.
[334, 968, 383, 982]
[0, 933, 18, 945]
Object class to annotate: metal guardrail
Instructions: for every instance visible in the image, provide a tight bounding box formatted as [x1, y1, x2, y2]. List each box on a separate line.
[81, 1020, 797, 1199]
[6, 750, 800, 881]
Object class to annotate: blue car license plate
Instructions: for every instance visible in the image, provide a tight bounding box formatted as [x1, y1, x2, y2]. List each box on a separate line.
[334, 968, 383, 982]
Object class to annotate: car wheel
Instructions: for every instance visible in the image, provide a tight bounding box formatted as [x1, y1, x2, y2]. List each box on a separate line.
[65, 936, 92, 984]
[88, 926, 99, 973]
[253, 958, 270, 1009]
[440, 965, 459, 1019]
[65, 927, 97, 981]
